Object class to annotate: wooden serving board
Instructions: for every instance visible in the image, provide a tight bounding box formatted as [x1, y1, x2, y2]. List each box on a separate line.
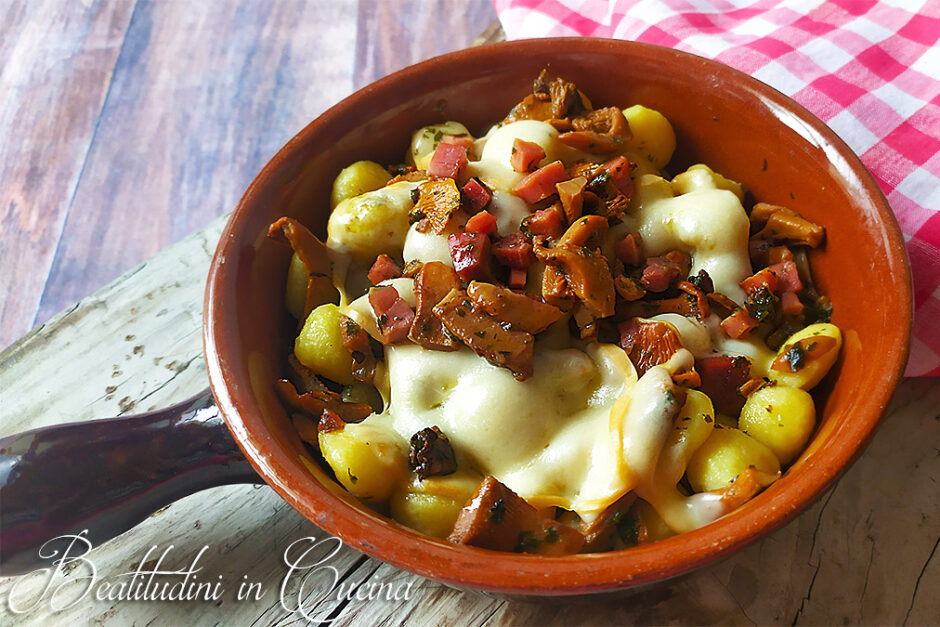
[1, 220, 939, 626]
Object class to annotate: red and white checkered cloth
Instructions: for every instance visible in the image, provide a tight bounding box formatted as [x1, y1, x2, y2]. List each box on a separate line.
[493, 0, 940, 376]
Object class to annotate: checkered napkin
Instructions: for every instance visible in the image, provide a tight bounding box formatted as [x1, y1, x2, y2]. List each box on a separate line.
[492, 0, 940, 376]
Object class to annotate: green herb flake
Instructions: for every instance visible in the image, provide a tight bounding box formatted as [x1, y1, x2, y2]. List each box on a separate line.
[744, 286, 778, 322]
[489, 498, 506, 524]
[516, 531, 541, 551]
[409, 208, 426, 224]
[544, 525, 560, 544]
[616, 516, 640, 546]
[784, 343, 807, 371]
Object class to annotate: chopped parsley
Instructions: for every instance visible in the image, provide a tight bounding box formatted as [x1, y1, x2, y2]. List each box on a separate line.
[784, 343, 807, 371]
[744, 286, 778, 322]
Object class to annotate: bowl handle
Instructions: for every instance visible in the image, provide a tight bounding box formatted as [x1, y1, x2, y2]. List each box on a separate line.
[0, 389, 261, 576]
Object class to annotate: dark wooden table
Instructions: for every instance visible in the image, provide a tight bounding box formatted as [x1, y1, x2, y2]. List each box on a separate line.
[0, 0, 499, 350]
[2, 3, 937, 625]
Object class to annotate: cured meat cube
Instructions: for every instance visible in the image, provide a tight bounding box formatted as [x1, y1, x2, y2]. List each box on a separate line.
[427, 141, 468, 180]
[512, 160, 567, 204]
[492, 232, 535, 269]
[510, 138, 546, 173]
[448, 232, 493, 282]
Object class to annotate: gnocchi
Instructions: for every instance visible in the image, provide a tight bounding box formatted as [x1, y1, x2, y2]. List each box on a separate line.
[268, 70, 843, 555]
[687, 427, 781, 493]
[739, 385, 816, 464]
[408, 121, 472, 170]
[285, 252, 337, 320]
[389, 470, 483, 538]
[327, 181, 419, 261]
[622, 104, 676, 170]
[318, 422, 408, 501]
[294, 303, 354, 385]
[331, 160, 393, 209]
[767, 323, 842, 390]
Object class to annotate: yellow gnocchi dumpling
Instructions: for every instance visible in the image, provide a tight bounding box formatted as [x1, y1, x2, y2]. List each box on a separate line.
[739, 385, 816, 464]
[389, 470, 482, 538]
[326, 181, 419, 261]
[319, 422, 408, 502]
[294, 303, 354, 385]
[767, 323, 842, 391]
[330, 160, 392, 210]
[622, 104, 676, 170]
[285, 252, 309, 319]
[687, 426, 780, 493]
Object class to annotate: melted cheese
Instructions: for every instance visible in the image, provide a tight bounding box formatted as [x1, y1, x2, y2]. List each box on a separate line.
[631, 172, 752, 303]
[650, 313, 777, 377]
[610, 351, 738, 532]
[612, 349, 693, 483]
[466, 120, 555, 191]
[322, 119, 774, 533]
[358, 342, 638, 519]
[488, 189, 530, 234]
[403, 223, 456, 268]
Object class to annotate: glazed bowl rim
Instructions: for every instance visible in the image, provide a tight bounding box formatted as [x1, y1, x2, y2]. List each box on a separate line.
[203, 37, 912, 595]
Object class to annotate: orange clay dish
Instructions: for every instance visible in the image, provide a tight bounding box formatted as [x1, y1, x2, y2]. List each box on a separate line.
[266, 72, 843, 554]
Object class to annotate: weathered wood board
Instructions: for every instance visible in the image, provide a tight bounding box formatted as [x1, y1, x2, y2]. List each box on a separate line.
[1, 218, 937, 625]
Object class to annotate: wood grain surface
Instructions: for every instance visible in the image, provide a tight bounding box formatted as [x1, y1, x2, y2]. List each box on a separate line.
[0, 0, 499, 350]
[0, 226, 936, 624]
[2, 2, 937, 625]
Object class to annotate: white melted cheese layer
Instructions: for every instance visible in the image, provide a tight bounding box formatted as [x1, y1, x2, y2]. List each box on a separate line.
[649, 313, 777, 377]
[631, 171, 752, 303]
[327, 120, 768, 529]
[359, 342, 639, 519]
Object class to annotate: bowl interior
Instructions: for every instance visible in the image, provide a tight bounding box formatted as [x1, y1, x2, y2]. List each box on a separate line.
[204, 39, 910, 595]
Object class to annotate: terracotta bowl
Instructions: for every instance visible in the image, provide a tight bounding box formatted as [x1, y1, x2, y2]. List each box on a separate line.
[203, 38, 911, 595]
